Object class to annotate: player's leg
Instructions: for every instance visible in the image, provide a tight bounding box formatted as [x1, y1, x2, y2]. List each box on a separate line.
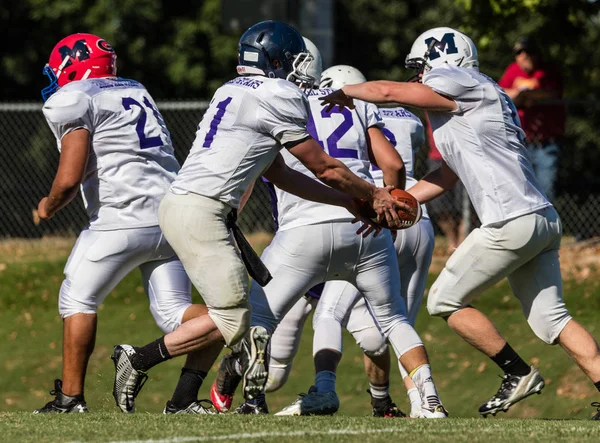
[353, 229, 446, 418]
[238, 224, 329, 401]
[267, 296, 316, 392]
[111, 192, 248, 413]
[346, 298, 406, 417]
[429, 209, 560, 416]
[140, 256, 220, 414]
[275, 281, 353, 416]
[213, 224, 328, 412]
[233, 296, 316, 415]
[395, 218, 435, 416]
[508, 208, 600, 417]
[35, 228, 150, 413]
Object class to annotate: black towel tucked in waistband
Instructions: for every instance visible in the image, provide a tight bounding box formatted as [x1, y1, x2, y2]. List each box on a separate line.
[226, 209, 273, 287]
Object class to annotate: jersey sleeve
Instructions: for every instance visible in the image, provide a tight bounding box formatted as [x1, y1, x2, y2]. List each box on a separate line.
[365, 102, 384, 129]
[411, 117, 426, 151]
[42, 90, 93, 141]
[258, 82, 311, 147]
[423, 66, 481, 113]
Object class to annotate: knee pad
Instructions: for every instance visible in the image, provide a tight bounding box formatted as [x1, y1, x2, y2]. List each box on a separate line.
[528, 314, 572, 345]
[266, 358, 292, 392]
[58, 278, 99, 318]
[149, 301, 191, 334]
[426, 287, 460, 318]
[208, 302, 251, 346]
[313, 317, 343, 355]
[352, 327, 388, 357]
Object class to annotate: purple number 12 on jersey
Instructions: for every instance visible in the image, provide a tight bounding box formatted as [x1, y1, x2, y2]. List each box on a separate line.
[203, 97, 233, 148]
[307, 107, 358, 159]
[122, 96, 163, 149]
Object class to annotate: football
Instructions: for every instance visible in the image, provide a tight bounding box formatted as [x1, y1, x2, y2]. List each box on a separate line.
[360, 189, 422, 230]
[389, 188, 422, 229]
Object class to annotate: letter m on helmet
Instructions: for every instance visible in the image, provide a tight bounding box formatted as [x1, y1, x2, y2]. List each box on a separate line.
[425, 33, 459, 61]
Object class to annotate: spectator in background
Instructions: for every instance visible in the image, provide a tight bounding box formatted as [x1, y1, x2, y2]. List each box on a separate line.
[425, 115, 465, 252]
[498, 36, 566, 202]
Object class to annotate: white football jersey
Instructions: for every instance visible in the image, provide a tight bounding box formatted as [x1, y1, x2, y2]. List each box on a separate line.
[423, 64, 551, 226]
[371, 107, 429, 219]
[270, 88, 381, 232]
[173, 76, 311, 208]
[43, 78, 180, 230]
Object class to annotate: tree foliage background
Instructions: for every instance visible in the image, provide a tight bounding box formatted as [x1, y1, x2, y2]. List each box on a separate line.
[1, 0, 599, 234]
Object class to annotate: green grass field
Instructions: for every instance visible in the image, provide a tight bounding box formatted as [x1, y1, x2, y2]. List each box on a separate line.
[1, 237, 600, 442]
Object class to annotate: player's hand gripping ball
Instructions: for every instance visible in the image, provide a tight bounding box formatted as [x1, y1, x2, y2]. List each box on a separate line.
[357, 189, 422, 230]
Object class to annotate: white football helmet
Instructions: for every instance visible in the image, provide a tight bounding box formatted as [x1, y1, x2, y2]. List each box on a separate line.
[320, 65, 367, 89]
[303, 37, 323, 85]
[405, 27, 478, 77]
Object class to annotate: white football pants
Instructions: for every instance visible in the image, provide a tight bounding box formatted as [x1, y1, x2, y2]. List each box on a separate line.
[428, 206, 571, 344]
[250, 222, 423, 360]
[159, 190, 250, 345]
[59, 226, 192, 334]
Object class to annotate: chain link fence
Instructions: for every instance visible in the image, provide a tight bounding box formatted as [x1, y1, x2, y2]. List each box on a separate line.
[0, 101, 598, 240]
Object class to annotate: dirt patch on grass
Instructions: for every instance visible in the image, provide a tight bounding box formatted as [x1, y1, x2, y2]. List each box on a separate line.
[0, 237, 75, 263]
[556, 366, 598, 400]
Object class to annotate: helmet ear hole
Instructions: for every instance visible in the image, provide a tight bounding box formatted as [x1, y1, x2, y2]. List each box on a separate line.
[273, 59, 282, 69]
[68, 71, 77, 81]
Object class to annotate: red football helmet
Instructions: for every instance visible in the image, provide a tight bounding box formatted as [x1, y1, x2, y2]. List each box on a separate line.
[42, 33, 117, 101]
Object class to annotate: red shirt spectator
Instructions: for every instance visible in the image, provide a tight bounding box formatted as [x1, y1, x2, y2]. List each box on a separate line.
[498, 47, 565, 142]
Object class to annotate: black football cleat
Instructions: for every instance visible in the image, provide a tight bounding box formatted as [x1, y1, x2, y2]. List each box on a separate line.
[33, 379, 88, 414]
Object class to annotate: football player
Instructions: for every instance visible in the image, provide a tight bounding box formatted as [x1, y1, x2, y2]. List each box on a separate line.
[295, 65, 434, 418]
[110, 21, 405, 414]
[34, 33, 214, 414]
[210, 53, 412, 418]
[321, 27, 600, 418]
[210, 43, 448, 418]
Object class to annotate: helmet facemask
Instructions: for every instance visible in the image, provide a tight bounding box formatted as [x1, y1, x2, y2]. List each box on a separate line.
[41, 65, 60, 101]
[405, 39, 439, 83]
[287, 51, 316, 93]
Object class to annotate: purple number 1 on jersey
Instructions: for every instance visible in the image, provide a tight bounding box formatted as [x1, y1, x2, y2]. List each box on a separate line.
[203, 97, 233, 148]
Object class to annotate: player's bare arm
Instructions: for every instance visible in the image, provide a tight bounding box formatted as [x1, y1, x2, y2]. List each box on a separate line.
[38, 128, 90, 220]
[321, 81, 458, 113]
[366, 126, 406, 190]
[407, 160, 459, 204]
[287, 137, 407, 228]
[264, 153, 378, 227]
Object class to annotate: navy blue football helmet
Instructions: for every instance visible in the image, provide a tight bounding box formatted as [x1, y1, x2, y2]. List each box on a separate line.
[237, 20, 315, 88]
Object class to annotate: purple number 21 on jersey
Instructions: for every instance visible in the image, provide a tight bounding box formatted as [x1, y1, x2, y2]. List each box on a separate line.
[203, 97, 233, 148]
[122, 96, 163, 149]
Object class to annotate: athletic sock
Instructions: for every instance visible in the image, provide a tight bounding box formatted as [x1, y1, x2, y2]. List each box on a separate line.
[170, 369, 207, 407]
[410, 364, 441, 408]
[248, 391, 266, 405]
[369, 382, 389, 400]
[594, 381, 600, 392]
[314, 370, 336, 393]
[132, 337, 172, 371]
[490, 343, 531, 376]
[407, 387, 421, 412]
